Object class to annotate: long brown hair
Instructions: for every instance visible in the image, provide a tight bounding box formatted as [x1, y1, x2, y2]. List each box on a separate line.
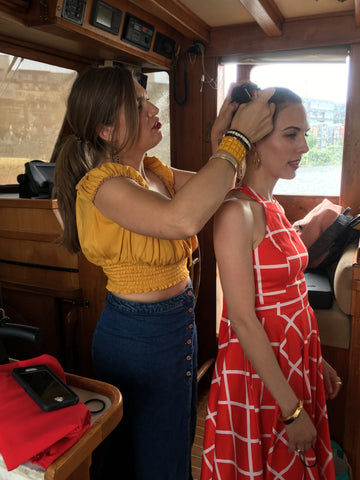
[53, 65, 139, 253]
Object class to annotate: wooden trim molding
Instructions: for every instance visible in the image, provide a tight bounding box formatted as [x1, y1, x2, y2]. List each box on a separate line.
[355, 0, 360, 27]
[207, 12, 358, 58]
[239, 0, 283, 37]
[129, 0, 210, 44]
[341, 43, 360, 215]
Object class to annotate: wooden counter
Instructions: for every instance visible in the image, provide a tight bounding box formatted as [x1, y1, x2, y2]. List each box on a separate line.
[0, 373, 123, 480]
[0, 197, 106, 378]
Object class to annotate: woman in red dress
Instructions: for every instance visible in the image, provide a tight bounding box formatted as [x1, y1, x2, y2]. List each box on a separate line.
[201, 87, 341, 479]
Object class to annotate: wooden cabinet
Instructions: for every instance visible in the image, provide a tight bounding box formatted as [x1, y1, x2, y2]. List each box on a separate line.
[0, 197, 106, 377]
[343, 242, 360, 478]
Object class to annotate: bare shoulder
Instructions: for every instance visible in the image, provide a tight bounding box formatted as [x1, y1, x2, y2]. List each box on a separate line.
[215, 188, 266, 248]
[218, 188, 262, 219]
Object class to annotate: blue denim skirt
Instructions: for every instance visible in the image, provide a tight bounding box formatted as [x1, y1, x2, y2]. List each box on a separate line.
[92, 283, 197, 480]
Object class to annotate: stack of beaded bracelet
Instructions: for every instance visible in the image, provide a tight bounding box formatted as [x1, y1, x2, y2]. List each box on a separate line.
[209, 129, 251, 173]
[225, 129, 251, 152]
[218, 135, 247, 163]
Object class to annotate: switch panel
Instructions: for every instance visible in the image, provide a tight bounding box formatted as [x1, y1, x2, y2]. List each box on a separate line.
[61, 0, 86, 25]
[121, 14, 154, 51]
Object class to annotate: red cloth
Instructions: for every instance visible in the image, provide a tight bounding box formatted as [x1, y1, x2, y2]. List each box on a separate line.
[0, 354, 91, 471]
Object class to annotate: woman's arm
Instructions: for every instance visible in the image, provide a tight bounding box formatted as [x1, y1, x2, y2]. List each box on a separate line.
[170, 84, 249, 190]
[94, 88, 275, 240]
[213, 196, 317, 453]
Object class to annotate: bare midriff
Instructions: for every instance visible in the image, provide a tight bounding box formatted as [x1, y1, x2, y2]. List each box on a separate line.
[111, 276, 191, 303]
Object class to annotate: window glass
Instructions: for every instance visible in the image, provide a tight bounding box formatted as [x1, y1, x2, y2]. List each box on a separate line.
[145, 71, 170, 165]
[224, 61, 349, 195]
[0, 53, 77, 185]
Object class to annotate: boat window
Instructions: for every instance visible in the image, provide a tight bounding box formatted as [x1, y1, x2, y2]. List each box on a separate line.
[0, 53, 77, 186]
[222, 59, 349, 196]
[145, 71, 170, 165]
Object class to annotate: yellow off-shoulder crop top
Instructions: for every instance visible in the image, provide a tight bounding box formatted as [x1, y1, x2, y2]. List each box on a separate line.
[76, 157, 198, 294]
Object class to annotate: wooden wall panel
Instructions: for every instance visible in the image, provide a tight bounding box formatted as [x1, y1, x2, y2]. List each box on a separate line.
[208, 13, 360, 58]
[344, 260, 360, 478]
[0, 198, 106, 377]
[0, 238, 78, 269]
[0, 199, 63, 234]
[2, 289, 64, 362]
[341, 43, 360, 215]
[276, 195, 339, 224]
[171, 56, 219, 368]
[0, 263, 80, 291]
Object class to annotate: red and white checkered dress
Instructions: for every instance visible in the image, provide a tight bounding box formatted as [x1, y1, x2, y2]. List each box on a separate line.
[201, 185, 335, 480]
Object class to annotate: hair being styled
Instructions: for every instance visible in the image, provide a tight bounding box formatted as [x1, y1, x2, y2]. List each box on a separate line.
[53, 65, 139, 254]
[239, 86, 303, 178]
[268, 87, 302, 119]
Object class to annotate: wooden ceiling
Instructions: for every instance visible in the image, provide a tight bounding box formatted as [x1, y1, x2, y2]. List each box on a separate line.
[131, 0, 359, 44]
[179, 0, 358, 32]
[1, 0, 359, 67]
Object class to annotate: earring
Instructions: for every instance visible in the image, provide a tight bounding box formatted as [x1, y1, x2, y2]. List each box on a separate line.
[110, 148, 120, 163]
[237, 157, 246, 180]
[252, 151, 261, 169]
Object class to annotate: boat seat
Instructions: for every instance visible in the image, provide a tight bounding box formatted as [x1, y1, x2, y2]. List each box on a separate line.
[313, 242, 356, 349]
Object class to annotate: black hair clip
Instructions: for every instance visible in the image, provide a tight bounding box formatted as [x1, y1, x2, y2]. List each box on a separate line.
[231, 82, 260, 104]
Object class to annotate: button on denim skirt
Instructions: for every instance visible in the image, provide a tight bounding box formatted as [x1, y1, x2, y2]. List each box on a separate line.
[92, 283, 197, 480]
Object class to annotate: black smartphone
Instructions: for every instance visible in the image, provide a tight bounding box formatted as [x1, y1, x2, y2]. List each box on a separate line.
[12, 364, 79, 412]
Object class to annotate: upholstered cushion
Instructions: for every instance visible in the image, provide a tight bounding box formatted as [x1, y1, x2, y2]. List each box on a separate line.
[315, 301, 351, 349]
[334, 242, 356, 315]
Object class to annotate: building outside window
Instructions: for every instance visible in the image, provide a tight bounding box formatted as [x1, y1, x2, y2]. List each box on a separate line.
[222, 59, 349, 196]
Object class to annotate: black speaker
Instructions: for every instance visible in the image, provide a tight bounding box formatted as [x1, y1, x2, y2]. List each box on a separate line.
[153, 32, 175, 59]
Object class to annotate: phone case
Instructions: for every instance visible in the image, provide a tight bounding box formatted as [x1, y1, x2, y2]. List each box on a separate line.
[12, 364, 79, 412]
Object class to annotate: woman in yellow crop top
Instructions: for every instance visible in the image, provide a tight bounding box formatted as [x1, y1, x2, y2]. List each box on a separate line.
[53, 65, 275, 480]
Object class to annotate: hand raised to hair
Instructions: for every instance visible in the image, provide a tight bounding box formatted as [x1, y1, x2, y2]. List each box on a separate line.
[210, 83, 241, 153]
[231, 87, 275, 143]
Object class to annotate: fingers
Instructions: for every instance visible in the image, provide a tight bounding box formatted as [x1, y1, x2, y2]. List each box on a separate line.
[255, 87, 275, 103]
[331, 376, 342, 399]
[211, 101, 239, 149]
[232, 100, 274, 143]
[287, 426, 317, 453]
[322, 359, 342, 399]
[294, 441, 314, 453]
[216, 85, 275, 145]
[289, 440, 316, 453]
[286, 409, 317, 454]
[323, 373, 333, 400]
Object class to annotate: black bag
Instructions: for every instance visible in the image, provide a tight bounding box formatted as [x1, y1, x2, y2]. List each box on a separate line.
[304, 270, 333, 309]
[294, 200, 360, 269]
[308, 208, 360, 268]
[17, 160, 55, 198]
